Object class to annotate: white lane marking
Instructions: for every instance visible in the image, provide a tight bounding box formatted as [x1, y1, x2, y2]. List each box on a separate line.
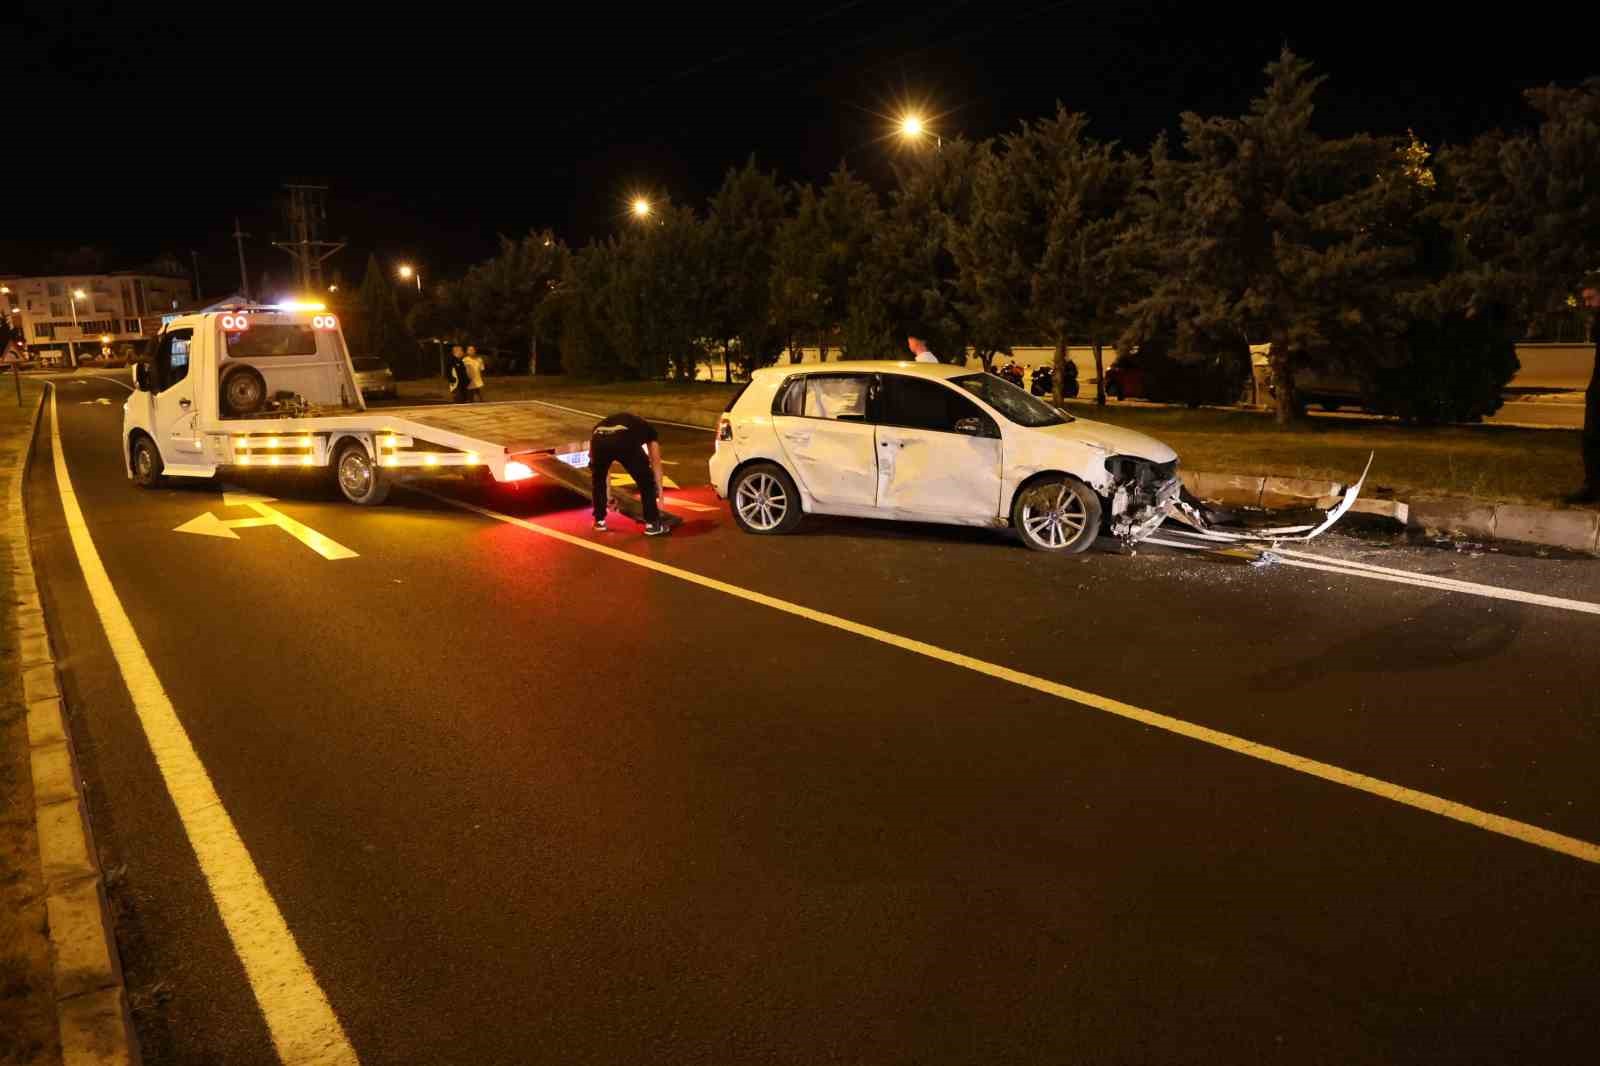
[526, 396, 715, 433]
[172, 490, 359, 560]
[96, 375, 135, 392]
[1147, 534, 1600, 617]
[47, 389, 360, 1065]
[416, 487, 1600, 867]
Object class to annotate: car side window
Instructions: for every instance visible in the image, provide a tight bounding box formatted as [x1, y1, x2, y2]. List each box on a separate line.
[882, 375, 997, 436]
[773, 376, 806, 416]
[153, 328, 194, 392]
[801, 375, 872, 421]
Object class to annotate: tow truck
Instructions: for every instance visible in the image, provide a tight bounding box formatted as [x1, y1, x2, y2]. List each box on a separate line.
[121, 302, 673, 523]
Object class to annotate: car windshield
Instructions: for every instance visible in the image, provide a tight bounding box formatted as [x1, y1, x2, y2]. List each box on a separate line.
[351, 357, 388, 372]
[951, 373, 1070, 427]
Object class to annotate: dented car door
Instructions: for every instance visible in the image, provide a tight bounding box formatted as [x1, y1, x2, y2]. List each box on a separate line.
[875, 374, 1003, 520]
[772, 373, 880, 507]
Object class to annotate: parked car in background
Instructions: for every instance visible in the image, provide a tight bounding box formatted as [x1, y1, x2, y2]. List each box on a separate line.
[1103, 337, 1250, 407]
[351, 356, 397, 399]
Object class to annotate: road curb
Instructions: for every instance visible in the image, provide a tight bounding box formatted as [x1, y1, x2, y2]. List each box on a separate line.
[5, 385, 140, 1065]
[1184, 466, 1598, 554]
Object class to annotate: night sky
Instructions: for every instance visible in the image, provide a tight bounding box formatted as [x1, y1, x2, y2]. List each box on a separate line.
[8, 1, 1596, 292]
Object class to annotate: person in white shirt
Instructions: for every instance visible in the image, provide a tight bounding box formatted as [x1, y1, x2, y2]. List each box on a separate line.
[908, 334, 939, 363]
[462, 346, 486, 402]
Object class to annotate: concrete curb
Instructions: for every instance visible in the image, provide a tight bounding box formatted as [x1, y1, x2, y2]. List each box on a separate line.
[1182, 467, 1599, 554]
[5, 384, 139, 1065]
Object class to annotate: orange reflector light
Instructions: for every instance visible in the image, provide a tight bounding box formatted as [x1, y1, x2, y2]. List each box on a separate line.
[424, 455, 438, 466]
[238, 455, 251, 465]
[504, 460, 534, 481]
[301, 456, 314, 466]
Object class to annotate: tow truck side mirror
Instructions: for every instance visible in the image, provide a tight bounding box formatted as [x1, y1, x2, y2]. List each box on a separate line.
[132, 362, 151, 391]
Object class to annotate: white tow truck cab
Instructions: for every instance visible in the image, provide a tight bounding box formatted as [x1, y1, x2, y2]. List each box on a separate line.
[123, 303, 601, 507]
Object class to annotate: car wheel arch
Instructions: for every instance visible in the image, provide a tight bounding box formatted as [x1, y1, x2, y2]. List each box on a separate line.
[127, 428, 157, 475]
[1008, 469, 1103, 520]
[727, 455, 810, 512]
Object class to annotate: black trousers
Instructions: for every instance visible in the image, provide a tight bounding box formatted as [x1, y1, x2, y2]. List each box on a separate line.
[589, 441, 659, 523]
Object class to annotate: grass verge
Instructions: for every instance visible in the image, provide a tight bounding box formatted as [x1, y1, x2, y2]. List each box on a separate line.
[0, 376, 61, 1066]
[395, 373, 1589, 507]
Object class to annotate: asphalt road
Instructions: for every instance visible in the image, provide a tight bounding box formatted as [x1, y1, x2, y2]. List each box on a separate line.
[25, 373, 1600, 1065]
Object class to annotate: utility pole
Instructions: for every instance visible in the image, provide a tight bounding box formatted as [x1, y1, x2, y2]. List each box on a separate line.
[271, 184, 346, 293]
[233, 217, 252, 302]
[190, 250, 204, 301]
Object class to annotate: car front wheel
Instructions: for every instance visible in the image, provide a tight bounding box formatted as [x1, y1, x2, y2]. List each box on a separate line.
[729, 462, 802, 535]
[1012, 476, 1102, 554]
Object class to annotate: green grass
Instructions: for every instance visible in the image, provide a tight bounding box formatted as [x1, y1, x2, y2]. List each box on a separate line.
[0, 376, 62, 1066]
[396, 373, 1590, 507]
[1063, 401, 1588, 506]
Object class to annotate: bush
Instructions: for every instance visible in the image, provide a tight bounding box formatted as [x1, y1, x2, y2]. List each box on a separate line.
[1369, 312, 1519, 424]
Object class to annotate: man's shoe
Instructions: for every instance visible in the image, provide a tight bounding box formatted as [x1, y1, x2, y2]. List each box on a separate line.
[593, 519, 608, 532]
[644, 522, 671, 537]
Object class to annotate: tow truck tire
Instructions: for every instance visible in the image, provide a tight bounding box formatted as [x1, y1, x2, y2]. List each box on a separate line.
[729, 462, 803, 535]
[131, 434, 164, 488]
[1011, 475, 1101, 554]
[221, 365, 267, 416]
[335, 440, 391, 506]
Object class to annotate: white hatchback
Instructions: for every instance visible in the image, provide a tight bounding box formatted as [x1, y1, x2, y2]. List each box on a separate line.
[709, 361, 1182, 553]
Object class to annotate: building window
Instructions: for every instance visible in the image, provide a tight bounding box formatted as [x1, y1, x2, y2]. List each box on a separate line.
[125, 318, 140, 333]
[49, 303, 65, 317]
[46, 282, 62, 297]
[33, 322, 54, 340]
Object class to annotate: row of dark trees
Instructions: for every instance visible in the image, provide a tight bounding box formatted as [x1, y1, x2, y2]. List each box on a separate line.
[396, 52, 1599, 451]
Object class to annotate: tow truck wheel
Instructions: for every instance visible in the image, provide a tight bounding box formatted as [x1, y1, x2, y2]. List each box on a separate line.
[221, 365, 267, 416]
[729, 462, 802, 535]
[131, 434, 164, 488]
[335, 441, 391, 506]
[1012, 475, 1101, 554]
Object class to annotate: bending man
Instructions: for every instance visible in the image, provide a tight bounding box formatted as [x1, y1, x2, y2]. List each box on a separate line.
[589, 412, 670, 537]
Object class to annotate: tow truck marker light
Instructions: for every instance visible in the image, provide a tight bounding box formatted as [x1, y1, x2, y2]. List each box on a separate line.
[299, 436, 313, 448]
[238, 455, 251, 465]
[267, 437, 279, 448]
[301, 456, 314, 466]
[424, 454, 438, 466]
[465, 452, 479, 464]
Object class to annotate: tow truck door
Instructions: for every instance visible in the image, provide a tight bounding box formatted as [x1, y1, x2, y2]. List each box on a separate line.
[150, 327, 203, 459]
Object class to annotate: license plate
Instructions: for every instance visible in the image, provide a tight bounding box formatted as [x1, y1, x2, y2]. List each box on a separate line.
[555, 450, 590, 469]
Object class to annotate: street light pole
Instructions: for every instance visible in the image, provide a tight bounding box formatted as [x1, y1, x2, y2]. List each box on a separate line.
[68, 288, 85, 369]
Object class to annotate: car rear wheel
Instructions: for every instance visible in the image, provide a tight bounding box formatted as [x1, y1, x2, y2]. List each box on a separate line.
[335, 440, 391, 505]
[1012, 476, 1101, 554]
[730, 463, 802, 535]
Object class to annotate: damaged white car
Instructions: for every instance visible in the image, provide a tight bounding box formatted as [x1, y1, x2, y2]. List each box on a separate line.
[710, 361, 1181, 553]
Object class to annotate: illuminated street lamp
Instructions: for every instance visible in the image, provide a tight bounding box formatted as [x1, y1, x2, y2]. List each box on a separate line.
[631, 197, 652, 220]
[397, 264, 421, 292]
[898, 112, 941, 150]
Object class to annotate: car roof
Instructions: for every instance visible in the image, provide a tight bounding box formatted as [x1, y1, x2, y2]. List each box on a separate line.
[754, 360, 975, 381]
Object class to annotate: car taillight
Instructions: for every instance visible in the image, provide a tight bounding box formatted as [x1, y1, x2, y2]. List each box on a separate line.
[717, 416, 733, 442]
[221, 314, 249, 331]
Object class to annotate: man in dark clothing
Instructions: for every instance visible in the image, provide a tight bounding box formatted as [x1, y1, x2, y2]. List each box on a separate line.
[446, 345, 470, 403]
[589, 412, 669, 536]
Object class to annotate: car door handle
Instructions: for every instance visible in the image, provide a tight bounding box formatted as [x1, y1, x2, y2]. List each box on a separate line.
[179, 398, 191, 408]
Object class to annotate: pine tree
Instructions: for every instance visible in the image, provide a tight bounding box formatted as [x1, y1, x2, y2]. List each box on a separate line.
[1121, 50, 1414, 423]
[707, 158, 790, 378]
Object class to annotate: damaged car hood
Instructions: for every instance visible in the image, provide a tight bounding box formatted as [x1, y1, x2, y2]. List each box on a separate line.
[1034, 418, 1177, 464]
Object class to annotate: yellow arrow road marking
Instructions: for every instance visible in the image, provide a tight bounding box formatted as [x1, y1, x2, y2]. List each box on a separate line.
[173, 489, 358, 560]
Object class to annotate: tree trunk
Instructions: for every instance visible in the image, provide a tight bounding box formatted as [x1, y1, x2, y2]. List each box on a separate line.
[529, 335, 538, 376]
[1051, 334, 1067, 406]
[1092, 339, 1106, 407]
[819, 336, 829, 363]
[979, 349, 995, 373]
[1581, 320, 1600, 497]
[1269, 334, 1299, 426]
[722, 348, 731, 382]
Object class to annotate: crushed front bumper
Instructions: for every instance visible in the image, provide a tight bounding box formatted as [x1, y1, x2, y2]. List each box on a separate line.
[1105, 456, 1182, 543]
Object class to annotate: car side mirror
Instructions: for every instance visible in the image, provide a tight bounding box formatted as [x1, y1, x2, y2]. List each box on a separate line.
[955, 416, 993, 436]
[132, 363, 151, 391]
